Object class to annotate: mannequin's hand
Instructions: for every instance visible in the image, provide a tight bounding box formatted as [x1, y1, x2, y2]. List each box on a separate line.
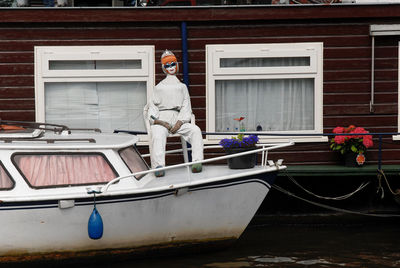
[154, 119, 172, 131]
[170, 120, 183, 134]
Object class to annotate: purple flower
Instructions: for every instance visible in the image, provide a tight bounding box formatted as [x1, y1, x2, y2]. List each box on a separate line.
[219, 135, 259, 149]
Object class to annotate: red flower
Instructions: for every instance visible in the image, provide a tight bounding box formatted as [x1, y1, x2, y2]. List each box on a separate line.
[333, 126, 345, 134]
[330, 125, 373, 155]
[351, 127, 367, 139]
[334, 135, 346, 144]
[234, 117, 245, 122]
[363, 135, 373, 148]
[346, 125, 356, 132]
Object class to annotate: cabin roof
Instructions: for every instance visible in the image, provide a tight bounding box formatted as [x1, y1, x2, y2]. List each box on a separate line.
[0, 131, 138, 150]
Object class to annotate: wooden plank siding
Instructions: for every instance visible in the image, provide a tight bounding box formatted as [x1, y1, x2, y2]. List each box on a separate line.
[0, 5, 400, 165]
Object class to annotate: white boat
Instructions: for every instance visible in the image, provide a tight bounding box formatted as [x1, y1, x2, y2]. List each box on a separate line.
[0, 121, 292, 263]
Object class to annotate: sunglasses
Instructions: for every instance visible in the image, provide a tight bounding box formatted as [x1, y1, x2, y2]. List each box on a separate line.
[164, 62, 177, 69]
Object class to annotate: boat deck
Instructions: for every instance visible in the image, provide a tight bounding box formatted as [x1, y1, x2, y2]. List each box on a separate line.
[140, 164, 285, 190]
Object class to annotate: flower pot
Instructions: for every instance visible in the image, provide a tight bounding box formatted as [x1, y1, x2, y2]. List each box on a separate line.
[343, 152, 365, 167]
[224, 147, 256, 169]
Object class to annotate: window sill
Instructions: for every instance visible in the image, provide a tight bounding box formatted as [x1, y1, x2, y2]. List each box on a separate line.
[392, 135, 400, 141]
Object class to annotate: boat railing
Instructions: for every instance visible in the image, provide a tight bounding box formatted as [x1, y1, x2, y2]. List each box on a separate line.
[100, 141, 294, 194]
[0, 120, 102, 135]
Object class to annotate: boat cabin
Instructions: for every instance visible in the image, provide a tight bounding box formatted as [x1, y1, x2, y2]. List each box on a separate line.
[0, 124, 149, 200]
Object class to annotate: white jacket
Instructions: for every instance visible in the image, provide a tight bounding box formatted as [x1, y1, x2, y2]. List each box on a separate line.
[148, 75, 192, 125]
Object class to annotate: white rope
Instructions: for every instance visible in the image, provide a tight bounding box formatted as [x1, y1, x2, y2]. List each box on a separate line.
[272, 184, 400, 218]
[284, 170, 370, 200]
[377, 169, 400, 196]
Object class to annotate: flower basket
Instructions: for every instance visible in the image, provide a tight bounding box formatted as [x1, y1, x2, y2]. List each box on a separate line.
[224, 146, 257, 169]
[330, 125, 373, 167]
[219, 134, 259, 170]
[219, 117, 259, 169]
[342, 151, 366, 167]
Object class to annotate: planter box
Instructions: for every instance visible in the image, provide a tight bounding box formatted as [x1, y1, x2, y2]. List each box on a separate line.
[343, 152, 365, 167]
[224, 147, 256, 169]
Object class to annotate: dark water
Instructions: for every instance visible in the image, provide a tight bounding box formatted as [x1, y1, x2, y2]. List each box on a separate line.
[67, 215, 400, 268]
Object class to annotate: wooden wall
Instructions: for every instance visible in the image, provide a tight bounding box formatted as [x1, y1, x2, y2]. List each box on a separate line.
[1, 5, 400, 165]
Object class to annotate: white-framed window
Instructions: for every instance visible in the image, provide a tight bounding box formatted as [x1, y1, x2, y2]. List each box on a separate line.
[206, 42, 326, 143]
[35, 46, 154, 133]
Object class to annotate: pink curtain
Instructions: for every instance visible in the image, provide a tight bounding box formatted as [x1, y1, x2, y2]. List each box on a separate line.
[120, 147, 148, 179]
[0, 165, 13, 189]
[14, 154, 116, 187]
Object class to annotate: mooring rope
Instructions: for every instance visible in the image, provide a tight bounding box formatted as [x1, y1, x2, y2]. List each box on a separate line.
[271, 184, 400, 218]
[284, 170, 370, 201]
[376, 169, 400, 198]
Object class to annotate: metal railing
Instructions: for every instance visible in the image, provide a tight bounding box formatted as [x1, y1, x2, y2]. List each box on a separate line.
[115, 129, 400, 170]
[100, 140, 294, 193]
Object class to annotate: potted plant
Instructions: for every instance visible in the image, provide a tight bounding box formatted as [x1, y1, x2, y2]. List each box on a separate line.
[219, 117, 259, 169]
[329, 125, 373, 167]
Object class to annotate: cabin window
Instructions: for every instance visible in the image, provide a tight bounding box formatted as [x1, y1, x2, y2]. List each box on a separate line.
[0, 163, 14, 190]
[206, 43, 325, 142]
[13, 153, 117, 188]
[119, 146, 149, 180]
[34, 46, 154, 133]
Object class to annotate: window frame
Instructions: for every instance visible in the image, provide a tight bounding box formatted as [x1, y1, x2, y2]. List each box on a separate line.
[0, 161, 15, 191]
[34, 45, 155, 135]
[12, 152, 119, 189]
[118, 146, 149, 180]
[206, 42, 326, 143]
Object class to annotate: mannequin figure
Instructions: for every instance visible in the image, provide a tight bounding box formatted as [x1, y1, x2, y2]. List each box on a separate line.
[147, 50, 203, 177]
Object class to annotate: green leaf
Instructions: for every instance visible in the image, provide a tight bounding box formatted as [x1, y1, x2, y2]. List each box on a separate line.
[351, 145, 358, 153]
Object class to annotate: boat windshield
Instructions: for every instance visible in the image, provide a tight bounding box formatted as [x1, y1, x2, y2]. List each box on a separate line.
[119, 146, 149, 180]
[13, 153, 117, 188]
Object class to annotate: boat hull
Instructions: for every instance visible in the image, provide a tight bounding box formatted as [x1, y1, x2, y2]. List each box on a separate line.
[0, 171, 277, 262]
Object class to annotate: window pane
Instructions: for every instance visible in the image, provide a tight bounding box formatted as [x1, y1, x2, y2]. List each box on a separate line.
[14, 154, 117, 187]
[215, 78, 314, 132]
[0, 164, 13, 190]
[220, 57, 310, 68]
[49, 60, 142, 70]
[120, 147, 148, 180]
[45, 81, 147, 133]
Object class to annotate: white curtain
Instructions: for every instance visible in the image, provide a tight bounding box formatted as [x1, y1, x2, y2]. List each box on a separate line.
[45, 81, 147, 133]
[220, 57, 310, 68]
[215, 78, 314, 132]
[216, 56, 314, 132]
[49, 60, 141, 70]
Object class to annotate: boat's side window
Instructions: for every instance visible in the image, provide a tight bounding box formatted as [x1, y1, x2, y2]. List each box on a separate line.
[0, 162, 14, 190]
[119, 146, 149, 180]
[13, 153, 118, 188]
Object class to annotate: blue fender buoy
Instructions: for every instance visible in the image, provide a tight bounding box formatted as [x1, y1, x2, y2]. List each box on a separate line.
[88, 207, 103, 240]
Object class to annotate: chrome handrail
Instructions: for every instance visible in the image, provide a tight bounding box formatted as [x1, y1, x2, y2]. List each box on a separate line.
[100, 141, 294, 193]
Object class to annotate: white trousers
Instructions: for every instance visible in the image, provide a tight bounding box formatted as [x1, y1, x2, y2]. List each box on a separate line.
[150, 123, 204, 168]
